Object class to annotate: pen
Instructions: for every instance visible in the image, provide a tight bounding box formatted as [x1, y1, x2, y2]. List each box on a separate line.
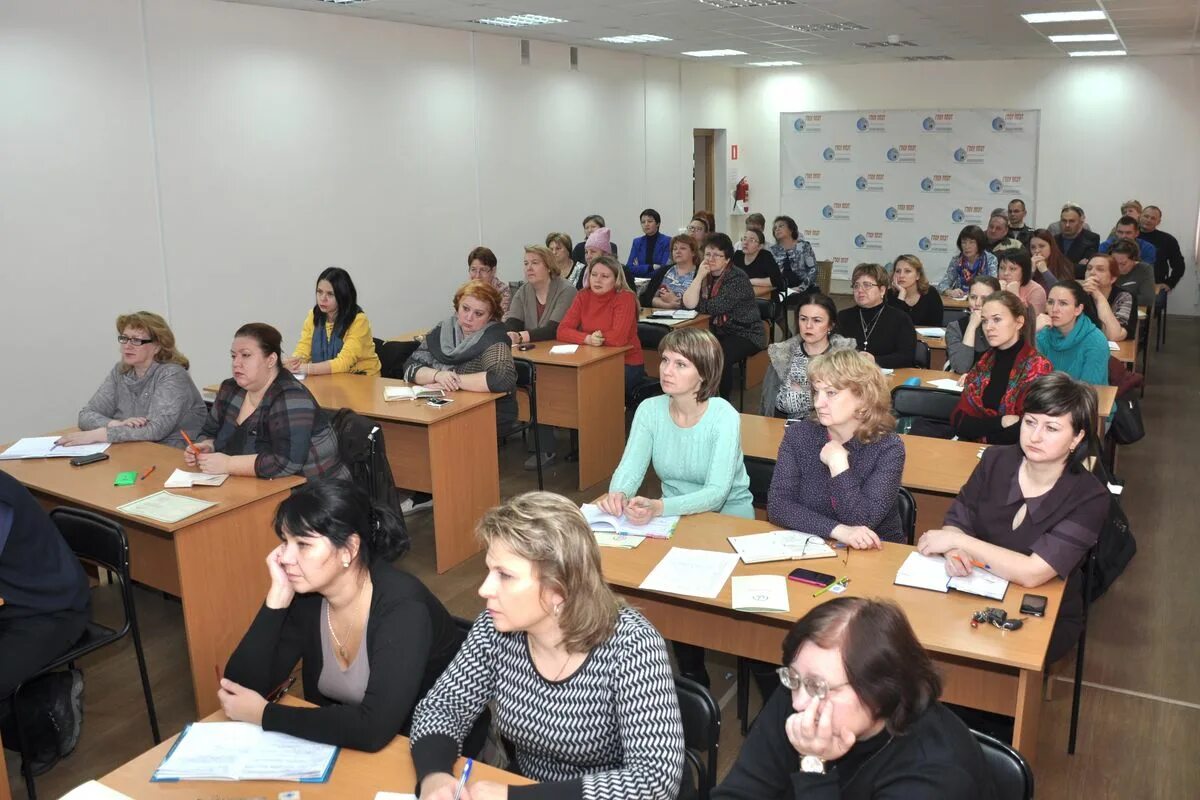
[180, 429, 198, 456]
[452, 758, 474, 800]
[140, 465, 156, 481]
[812, 576, 849, 598]
[969, 559, 991, 570]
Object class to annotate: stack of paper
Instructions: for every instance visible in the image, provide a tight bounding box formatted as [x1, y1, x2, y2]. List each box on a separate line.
[1107, 341, 1120, 351]
[727, 531, 835, 564]
[117, 491, 217, 524]
[384, 386, 445, 401]
[916, 327, 947, 338]
[894, 552, 1008, 600]
[152, 722, 339, 783]
[581, 504, 679, 539]
[549, 344, 579, 354]
[731, 575, 790, 612]
[0, 437, 110, 460]
[163, 469, 228, 488]
[639, 547, 740, 599]
[594, 532, 645, 549]
[925, 378, 964, 392]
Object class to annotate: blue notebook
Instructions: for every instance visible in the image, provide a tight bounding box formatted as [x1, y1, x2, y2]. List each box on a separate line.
[151, 721, 338, 783]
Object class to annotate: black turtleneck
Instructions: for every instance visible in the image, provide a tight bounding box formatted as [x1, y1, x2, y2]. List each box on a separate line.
[954, 341, 1021, 444]
[835, 303, 917, 368]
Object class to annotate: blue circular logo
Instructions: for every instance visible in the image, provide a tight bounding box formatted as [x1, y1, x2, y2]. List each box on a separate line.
[922, 116, 936, 131]
[885, 207, 898, 220]
[793, 175, 806, 189]
[992, 117, 1006, 131]
[918, 237, 932, 251]
[855, 176, 868, 190]
[989, 178, 1004, 193]
[821, 205, 834, 219]
[856, 117, 869, 131]
[886, 147, 899, 162]
[794, 118, 806, 131]
[953, 147, 967, 162]
[822, 147, 835, 161]
[854, 234, 867, 248]
[951, 209, 965, 223]
[920, 177, 934, 192]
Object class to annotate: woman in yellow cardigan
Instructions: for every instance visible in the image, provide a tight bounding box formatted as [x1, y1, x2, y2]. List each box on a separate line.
[285, 267, 381, 376]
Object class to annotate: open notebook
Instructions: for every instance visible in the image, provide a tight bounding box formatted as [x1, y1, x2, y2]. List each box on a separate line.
[152, 721, 338, 782]
[384, 386, 444, 401]
[727, 531, 836, 564]
[894, 552, 1008, 601]
[580, 504, 679, 539]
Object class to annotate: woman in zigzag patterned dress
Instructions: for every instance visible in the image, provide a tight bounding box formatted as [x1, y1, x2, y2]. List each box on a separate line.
[410, 492, 685, 800]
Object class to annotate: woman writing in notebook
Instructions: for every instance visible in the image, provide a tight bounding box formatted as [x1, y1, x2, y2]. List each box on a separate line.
[918, 373, 1108, 662]
[219, 479, 474, 752]
[283, 267, 381, 377]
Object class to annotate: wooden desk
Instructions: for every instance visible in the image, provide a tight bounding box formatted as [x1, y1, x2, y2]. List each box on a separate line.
[601, 512, 1063, 765]
[943, 295, 970, 309]
[511, 341, 629, 491]
[753, 284, 774, 299]
[638, 309, 711, 378]
[282, 374, 502, 573]
[1114, 338, 1136, 368]
[2, 441, 302, 717]
[99, 701, 532, 797]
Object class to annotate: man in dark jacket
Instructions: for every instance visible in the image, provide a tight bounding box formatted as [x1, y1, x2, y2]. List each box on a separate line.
[1056, 204, 1101, 273]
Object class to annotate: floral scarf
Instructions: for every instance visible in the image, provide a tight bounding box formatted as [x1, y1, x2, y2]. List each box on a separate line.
[952, 341, 1053, 436]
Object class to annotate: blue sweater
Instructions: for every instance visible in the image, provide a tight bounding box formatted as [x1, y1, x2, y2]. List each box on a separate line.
[627, 234, 672, 278]
[1035, 315, 1110, 385]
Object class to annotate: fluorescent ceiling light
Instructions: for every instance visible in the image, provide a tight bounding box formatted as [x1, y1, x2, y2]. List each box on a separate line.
[682, 49, 747, 57]
[597, 34, 673, 44]
[473, 14, 567, 27]
[318, 0, 374, 4]
[745, 60, 803, 67]
[1049, 33, 1119, 42]
[1022, 11, 1107, 24]
[1068, 50, 1126, 57]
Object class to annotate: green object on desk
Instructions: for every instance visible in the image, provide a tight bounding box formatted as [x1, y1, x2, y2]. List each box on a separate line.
[114, 471, 138, 486]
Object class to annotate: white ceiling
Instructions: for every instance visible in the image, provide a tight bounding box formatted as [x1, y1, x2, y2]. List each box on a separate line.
[217, 0, 1200, 65]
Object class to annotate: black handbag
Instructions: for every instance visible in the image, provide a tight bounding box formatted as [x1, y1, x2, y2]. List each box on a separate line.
[1107, 396, 1145, 446]
[1089, 461, 1137, 602]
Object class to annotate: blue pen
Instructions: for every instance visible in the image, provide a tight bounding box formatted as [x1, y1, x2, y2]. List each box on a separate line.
[452, 758, 474, 800]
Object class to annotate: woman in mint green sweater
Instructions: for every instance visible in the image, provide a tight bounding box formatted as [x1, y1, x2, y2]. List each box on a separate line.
[1035, 281, 1110, 386]
[599, 328, 753, 523]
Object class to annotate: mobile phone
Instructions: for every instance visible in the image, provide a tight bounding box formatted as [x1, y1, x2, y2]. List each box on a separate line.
[70, 453, 110, 467]
[517, 344, 535, 351]
[426, 398, 453, 407]
[788, 567, 837, 587]
[1019, 593, 1047, 617]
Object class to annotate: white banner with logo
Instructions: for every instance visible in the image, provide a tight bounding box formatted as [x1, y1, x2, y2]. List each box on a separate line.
[779, 110, 1040, 279]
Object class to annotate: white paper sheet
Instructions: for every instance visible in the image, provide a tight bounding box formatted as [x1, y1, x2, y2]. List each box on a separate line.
[0, 437, 110, 460]
[916, 327, 947, 338]
[163, 469, 228, 488]
[375, 794, 418, 800]
[1107, 341, 1120, 351]
[594, 532, 645, 549]
[117, 491, 217, 524]
[731, 575, 790, 612]
[948, 568, 1009, 600]
[925, 378, 964, 392]
[894, 551, 952, 593]
[639, 547, 740, 599]
[58, 782, 134, 799]
[549, 344, 579, 354]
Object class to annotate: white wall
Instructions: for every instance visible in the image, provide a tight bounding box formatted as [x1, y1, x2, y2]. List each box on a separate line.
[1, 0, 739, 443]
[737, 56, 1200, 315]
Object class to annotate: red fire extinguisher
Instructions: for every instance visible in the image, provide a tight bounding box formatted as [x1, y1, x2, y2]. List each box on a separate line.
[734, 177, 750, 212]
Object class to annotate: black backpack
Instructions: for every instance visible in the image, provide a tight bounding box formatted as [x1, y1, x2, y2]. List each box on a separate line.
[1088, 461, 1137, 602]
[330, 408, 407, 527]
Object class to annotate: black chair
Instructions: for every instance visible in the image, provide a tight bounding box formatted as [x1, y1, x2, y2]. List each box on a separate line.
[504, 358, 544, 490]
[10, 508, 160, 800]
[890, 385, 961, 426]
[675, 675, 720, 800]
[942, 307, 968, 327]
[895, 486, 917, 545]
[744, 455, 775, 510]
[637, 321, 670, 353]
[1154, 288, 1167, 351]
[626, 378, 664, 431]
[1136, 311, 1150, 397]
[972, 729, 1034, 800]
[376, 337, 420, 379]
[914, 339, 932, 369]
[1068, 544, 1099, 755]
[756, 290, 784, 344]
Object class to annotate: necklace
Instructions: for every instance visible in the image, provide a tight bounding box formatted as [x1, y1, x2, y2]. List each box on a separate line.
[841, 733, 895, 788]
[858, 305, 884, 349]
[326, 603, 351, 662]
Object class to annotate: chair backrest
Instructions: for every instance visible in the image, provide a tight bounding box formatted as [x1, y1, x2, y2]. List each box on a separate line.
[637, 321, 670, 352]
[744, 456, 775, 509]
[816, 260, 833, 294]
[378, 339, 420, 379]
[943, 307, 968, 327]
[914, 339, 932, 369]
[895, 487, 917, 545]
[890, 386, 961, 423]
[513, 357, 535, 390]
[674, 675, 720, 798]
[49, 507, 128, 575]
[972, 729, 1034, 800]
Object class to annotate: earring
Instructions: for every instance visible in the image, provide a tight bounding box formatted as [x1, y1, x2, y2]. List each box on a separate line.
[342, 558, 350, 568]
[554, 603, 562, 617]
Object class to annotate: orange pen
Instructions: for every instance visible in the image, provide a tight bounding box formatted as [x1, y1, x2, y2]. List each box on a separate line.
[180, 429, 199, 457]
[140, 465, 156, 481]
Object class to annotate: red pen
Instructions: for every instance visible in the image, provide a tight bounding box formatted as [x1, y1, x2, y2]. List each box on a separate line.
[180, 429, 199, 456]
[140, 465, 156, 481]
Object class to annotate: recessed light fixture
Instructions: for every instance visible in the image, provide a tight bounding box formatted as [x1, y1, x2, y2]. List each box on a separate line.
[472, 14, 567, 28]
[1022, 11, 1107, 24]
[1068, 49, 1126, 57]
[597, 34, 673, 44]
[745, 60, 803, 67]
[697, 0, 795, 8]
[317, 0, 375, 4]
[1048, 33, 1119, 43]
[788, 22, 867, 33]
[682, 49, 748, 57]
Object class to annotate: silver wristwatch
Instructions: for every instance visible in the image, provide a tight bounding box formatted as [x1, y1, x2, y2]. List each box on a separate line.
[801, 754, 826, 774]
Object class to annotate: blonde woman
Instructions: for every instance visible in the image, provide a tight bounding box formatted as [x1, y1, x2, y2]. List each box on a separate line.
[546, 232, 586, 289]
[58, 311, 206, 448]
[504, 245, 577, 344]
[411, 492, 685, 800]
[887, 254, 944, 326]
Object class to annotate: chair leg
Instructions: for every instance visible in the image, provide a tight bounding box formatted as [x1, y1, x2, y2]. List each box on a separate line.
[736, 657, 750, 735]
[129, 616, 161, 744]
[11, 690, 39, 800]
[531, 411, 544, 492]
[1068, 560, 1093, 755]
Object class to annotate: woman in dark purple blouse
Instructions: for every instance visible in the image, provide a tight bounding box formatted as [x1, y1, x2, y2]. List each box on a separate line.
[917, 373, 1108, 661]
[767, 349, 906, 547]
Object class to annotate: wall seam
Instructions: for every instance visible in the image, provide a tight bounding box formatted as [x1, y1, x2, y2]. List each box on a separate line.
[137, 0, 172, 319]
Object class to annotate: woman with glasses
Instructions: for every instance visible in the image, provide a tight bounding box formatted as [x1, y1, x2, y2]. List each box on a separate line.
[57, 311, 207, 448]
[768, 215, 818, 297]
[886, 255, 943, 326]
[713, 597, 990, 800]
[937, 225, 997, 298]
[836, 264, 916, 368]
[686, 215, 712, 252]
[463, 247, 512, 316]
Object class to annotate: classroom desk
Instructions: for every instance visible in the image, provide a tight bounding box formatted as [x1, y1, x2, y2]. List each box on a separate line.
[1114, 338, 1136, 368]
[511, 341, 630, 490]
[274, 374, 502, 573]
[638, 308, 711, 378]
[600, 512, 1064, 766]
[1, 440, 303, 718]
[943, 295, 970, 309]
[98, 699, 532, 797]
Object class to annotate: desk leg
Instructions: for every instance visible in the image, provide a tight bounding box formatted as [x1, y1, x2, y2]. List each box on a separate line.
[428, 401, 498, 573]
[574, 356, 626, 491]
[1012, 669, 1043, 769]
[172, 496, 281, 717]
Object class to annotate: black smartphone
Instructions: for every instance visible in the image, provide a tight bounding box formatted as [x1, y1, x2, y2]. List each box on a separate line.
[517, 344, 535, 351]
[426, 398, 453, 407]
[1019, 594, 1047, 617]
[788, 567, 837, 587]
[69, 453, 110, 467]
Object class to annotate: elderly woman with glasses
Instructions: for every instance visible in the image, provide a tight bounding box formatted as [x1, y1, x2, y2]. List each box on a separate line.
[836, 264, 916, 368]
[713, 598, 991, 800]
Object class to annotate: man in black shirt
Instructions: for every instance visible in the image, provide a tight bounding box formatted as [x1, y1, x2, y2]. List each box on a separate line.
[1056, 203, 1101, 273]
[1007, 198, 1033, 247]
[1138, 205, 1187, 291]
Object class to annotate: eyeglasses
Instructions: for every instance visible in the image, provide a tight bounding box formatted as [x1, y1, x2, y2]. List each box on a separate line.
[117, 335, 155, 346]
[686, 224, 706, 233]
[776, 667, 850, 699]
[851, 281, 880, 291]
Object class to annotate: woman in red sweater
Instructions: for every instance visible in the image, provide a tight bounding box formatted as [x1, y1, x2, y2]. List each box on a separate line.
[557, 254, 646, 396]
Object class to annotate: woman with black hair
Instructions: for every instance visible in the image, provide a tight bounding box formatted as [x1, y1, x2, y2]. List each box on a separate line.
[285, 267, 381, 376]
[768, 215, 818, 295]
[627, 208, 671, 278]
[220, 478, 467, 752]
[937, 225, 998, 298]
[919, 372, 1109, 662]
